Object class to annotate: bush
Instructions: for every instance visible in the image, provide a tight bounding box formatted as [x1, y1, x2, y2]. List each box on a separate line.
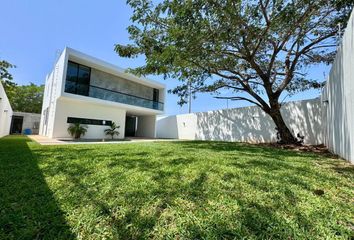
[67, 123, 88, 139]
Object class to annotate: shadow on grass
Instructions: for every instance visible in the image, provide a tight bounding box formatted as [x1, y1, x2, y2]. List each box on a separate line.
[170, 140, 311, 157]
[172, 140, 354, 174]
[0, 136, 75, 239]
[14, 139, 353, 239]
[31, 144, 209, 238]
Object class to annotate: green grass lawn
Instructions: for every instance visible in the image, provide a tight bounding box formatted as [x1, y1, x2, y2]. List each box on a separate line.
[0, 136, 353, 239]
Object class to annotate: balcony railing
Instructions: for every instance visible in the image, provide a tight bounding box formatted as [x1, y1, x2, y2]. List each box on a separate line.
[88, 85, 164, 111]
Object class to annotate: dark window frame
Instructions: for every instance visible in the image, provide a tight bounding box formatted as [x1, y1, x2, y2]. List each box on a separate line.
[67, 117, 112, 126]
[153, 88, 159, 102]
[65, 61, 91, 96]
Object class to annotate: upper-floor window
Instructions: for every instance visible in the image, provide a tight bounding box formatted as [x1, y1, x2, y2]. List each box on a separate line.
[65, 61, 91, 96]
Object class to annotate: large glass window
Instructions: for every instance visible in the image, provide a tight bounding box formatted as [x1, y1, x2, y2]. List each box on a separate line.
[65, 61, 91, 96]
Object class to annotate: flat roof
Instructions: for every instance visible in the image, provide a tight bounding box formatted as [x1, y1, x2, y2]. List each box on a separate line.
[64, 47, 165, 89]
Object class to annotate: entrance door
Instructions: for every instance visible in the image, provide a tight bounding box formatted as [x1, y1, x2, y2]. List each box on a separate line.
[10, 116, 24, 134]
[125, 116, 137, 137]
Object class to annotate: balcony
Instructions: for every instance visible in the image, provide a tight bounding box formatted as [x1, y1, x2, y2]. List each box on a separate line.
[87, 85, 164, 111]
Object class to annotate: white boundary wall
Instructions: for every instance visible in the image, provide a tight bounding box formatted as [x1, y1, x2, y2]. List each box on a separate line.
[158, 9, 354, 163]
[321, 10, 354, 163]
[157, 98, 322, 145]
[0, 82, 13, 137]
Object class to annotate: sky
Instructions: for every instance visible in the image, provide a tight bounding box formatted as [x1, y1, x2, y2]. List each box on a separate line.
[0, 0, 329, 116]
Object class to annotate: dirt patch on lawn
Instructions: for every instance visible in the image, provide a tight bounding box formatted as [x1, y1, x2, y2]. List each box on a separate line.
[257, 143, 339, 158]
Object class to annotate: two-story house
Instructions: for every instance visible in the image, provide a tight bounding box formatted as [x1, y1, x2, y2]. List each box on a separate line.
[39, 47, 165, 139]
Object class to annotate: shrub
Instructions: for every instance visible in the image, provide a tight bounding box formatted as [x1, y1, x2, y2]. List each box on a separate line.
[104, 122, 120, 140]
[67, 123, 88, 139]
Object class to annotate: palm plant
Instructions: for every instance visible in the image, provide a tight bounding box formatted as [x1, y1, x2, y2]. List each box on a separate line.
[67, 123, 88, 139]
[104, 122, 120, 140]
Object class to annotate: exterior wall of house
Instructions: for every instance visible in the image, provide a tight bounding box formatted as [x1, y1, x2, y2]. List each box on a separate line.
[52, 98, 126, 139]
[65, 48, 165, 111]
[13, 112, 41, 134]
[39, 50, 67, 138]
[90, 68, 155, 101]
[136, 115, 156, 138]
[157, 98, 322, 145]
[0, 82, 13, 137]
[321, 10, 354, 163]
[40, 47, 165, 139]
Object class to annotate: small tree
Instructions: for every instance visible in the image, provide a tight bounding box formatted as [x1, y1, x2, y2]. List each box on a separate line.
[104, 122, 120, 140]
[67, 123, 88, 139]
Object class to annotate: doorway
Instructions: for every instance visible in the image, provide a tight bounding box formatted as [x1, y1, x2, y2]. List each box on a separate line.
[125, 116, 137, 137]
[10, 116, 24, 134]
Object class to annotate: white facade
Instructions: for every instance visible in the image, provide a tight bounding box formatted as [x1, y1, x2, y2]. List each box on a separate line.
[157, 98, 322, 145]
[40, 47, 165, 139]
[0, 81, 13, 137]
[321, 9, 354, 163]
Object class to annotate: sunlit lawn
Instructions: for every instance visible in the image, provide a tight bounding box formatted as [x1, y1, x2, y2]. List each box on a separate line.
[0, 135, 353, 239]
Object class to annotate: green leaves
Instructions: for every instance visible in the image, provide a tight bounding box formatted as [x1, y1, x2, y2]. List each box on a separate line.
[117, 0, 352, 142]
[104, 122, 120, 139]
[117, 0, 352, 105]
[0, 59, 16, 95]
[67, 123, 88, 139]
[1, 59, 44, 114]
[114, 44, 141, 58]
[7, 83, 44, 114]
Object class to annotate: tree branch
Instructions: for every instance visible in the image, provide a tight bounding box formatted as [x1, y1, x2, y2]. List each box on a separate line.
[214, 96, 264, 109]
[275, 31, 337, 95]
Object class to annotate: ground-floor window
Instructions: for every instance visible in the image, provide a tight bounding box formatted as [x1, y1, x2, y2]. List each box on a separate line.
[67, 117, 112, 126]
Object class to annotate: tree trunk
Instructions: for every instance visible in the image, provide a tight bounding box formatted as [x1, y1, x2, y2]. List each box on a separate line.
[268, 107, 299, 145]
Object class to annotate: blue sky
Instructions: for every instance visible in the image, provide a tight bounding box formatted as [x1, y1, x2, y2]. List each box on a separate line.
[1, 0, 328, 115]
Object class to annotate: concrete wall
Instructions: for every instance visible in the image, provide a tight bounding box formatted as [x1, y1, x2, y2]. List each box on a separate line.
[157, 98, 322, 145]
[321, 10, 354, 163]
[0, 82, 13, 137]
[90, 68, 155, 100]
[12, 112, 41, 134]
[39, 49, 67, 137]
[136, 115, 157, 138]
[52, 98, 126, 139]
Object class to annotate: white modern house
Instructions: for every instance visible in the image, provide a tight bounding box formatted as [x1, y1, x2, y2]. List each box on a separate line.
[39, 47, 165, 139]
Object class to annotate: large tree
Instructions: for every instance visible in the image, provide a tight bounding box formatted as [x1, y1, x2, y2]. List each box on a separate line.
[116, 0, 353, 144]
[9, 83, 44, 114]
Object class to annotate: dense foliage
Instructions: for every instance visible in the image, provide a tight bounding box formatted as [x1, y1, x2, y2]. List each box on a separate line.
[0, 59, 15, 84]
[8, 83, 44, 113]
[1, 58, 44, 113]
[0, 59, 16, 97]
[116, 0, 353, 143]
